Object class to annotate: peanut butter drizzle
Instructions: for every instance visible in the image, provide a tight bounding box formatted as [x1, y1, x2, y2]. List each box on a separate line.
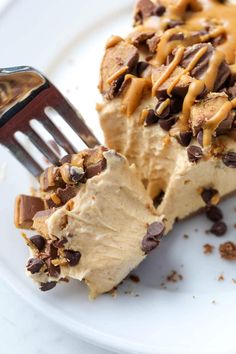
[106, 35, 123, 49]
[122, 74, 150, 117]
[152, 46, 185, 96]
[203, 100, 233, 147]
[156, 98, 170, 115]
[167, 45, 208, 96]
[180, 79, 205, 127]
[107, 66, 128, 84]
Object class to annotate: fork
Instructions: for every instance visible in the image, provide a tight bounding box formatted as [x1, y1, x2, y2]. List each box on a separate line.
[0, 66, 100, 177]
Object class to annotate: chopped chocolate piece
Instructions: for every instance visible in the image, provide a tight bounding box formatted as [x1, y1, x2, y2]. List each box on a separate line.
[169, 32, 185, 41]
[206, 205, 223, 222]
[40, 166, 64, 192]
[187, 145, 203, 163]
[201, 188, 219, 205]
[197, 130, 203, 146]
[99, 40, 139, 98]
[147, 34, 160, 53]
[40, 281, 57, 292]
[152, 66, 194, 100]
[44, 243, 60, 277]
[219, 241, 236, 260]
[30, 235, 46, 251]
[210, 221, 227, 236]
[134, 0, 165, 25]
[141, 221, 165, 254]
[144, 109, 159, 126]
[131, 31, 155, 47]
[166, 270, 183, 282]
[53, 237, 67, 248]
[177, 131, 192, 147]
[190, 93, 232, 135]
[129, 274, 140, 283]
[86, 158, 107, 179]
[159, 115, 178, 131]
[135, 61, 149, 77]
[222, 152, 236, 168]
[56, 186, 77, 205]
[26, 258, 44, 274]
[59, 154, 73, 165]
[64, 250, 81, 266]
[15, 195, 45, 229]
[203, 243, 214, 254]
[165, 19, 184, 30]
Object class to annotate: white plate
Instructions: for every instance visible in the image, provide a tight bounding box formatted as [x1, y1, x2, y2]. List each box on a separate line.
[1, 1, 236, 353]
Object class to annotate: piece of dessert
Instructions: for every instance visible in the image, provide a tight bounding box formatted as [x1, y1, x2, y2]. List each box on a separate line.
[98, 0, 236, 232]
[15, 147, 165, 297]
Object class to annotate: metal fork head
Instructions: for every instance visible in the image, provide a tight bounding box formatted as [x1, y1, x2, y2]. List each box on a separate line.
[0, 66, 100, 177]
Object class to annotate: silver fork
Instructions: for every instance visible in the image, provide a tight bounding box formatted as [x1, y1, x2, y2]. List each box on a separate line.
[0, 66, 100, 177]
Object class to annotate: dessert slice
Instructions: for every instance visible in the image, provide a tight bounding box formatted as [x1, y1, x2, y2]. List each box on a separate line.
[15, 147, 165, 298]
[98, 0, 236, 232]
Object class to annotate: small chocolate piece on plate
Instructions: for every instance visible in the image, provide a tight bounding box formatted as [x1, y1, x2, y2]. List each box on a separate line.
[86, 158, 107, 179]
[142, 221, 165, 254]
[210, 221, 227, 236]
[201, 187, 219, 205]
[40, 281, 57, 292]
[30, 235, 46, 251]
[205, 205, 223, 222]
[64, 250, 81, 266]
[222, 152, 236, 168]
[26, 258, 44, 274]
[187, 145, 203, 163]
[14, 195, 45, 229]
[219, 241, 236, 260]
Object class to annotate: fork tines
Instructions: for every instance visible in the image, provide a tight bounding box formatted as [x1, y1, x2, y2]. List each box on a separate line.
[0, 66, 100, 177]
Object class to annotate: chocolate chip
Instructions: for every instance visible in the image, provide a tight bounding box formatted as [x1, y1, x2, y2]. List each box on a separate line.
[159, 115, 178, 131]
[56, 185, 77, 205]
[30, 235, 46, 251]
[170, 97, 183, 114]
[43, 243, 60, 277]
[26, 258, 44, 274]
[222, 152, 236, 168]
[40, 281, 57, 292]
[197, 130, 203, 146]
[69, 166, 85, 183]
[132, 32, 155, 47]
[86, 158, 107, 179]
[144, 109, 159, 126]
[201, 187, 218, 205]
[187, 145, 203, 163]
[210, 221, 227, 236]
[147, 34, 160, 53]
[177, 131, 192, 147]
[205, 205, 223, 222]
[141, 221, 165, 254]
[64, 250, 81, 266]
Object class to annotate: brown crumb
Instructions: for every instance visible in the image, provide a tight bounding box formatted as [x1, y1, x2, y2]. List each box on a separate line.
[203, 243, 214, 254]
[219, 241, 236, 260]
[217, 274, 224, 281]
[183, 234, 189, 239]
[166, 271, 183, 283]
[129, 274, 140, 283]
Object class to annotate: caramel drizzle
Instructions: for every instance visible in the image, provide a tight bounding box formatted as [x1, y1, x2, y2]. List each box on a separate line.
[156, 98, 170, 116]
[107, 66, 128, 84]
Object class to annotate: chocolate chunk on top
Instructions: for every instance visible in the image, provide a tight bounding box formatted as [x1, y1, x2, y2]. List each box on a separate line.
[99, 39, 139, 99]
[201, 187, 219, 205]
[134, 0, 165, 25]
[14, 195, 45, 229]
[177, 131, 192, 147]
[187, 145, 203, 163]
[27, 258, 44, 274]
[142, 221, 165, 254]
[85, 158, 107, 179]
[30, 235, 46, 251]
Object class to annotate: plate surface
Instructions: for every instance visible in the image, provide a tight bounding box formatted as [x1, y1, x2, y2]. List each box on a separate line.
[1, 1, 236, 353]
